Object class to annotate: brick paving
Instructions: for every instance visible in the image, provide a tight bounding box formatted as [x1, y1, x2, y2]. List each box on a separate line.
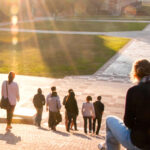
[0, 123, 105, 150]
[0, 76, 129, 150]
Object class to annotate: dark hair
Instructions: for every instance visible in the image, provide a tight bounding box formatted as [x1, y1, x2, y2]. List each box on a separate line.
[97, 96, 102, 101]
[69, 91, 75, 98]
[51, 92, 57, 97]
[67, 91, 75, 102]
[86, 96, 92, 101]
[37, 88, 42, 94]
[51, 86, 56, 92]
[68, 89, 73, 93]
[8, 71, 15, 84]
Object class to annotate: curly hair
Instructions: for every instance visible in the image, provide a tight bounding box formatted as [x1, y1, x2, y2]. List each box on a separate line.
[130, 59, 150, 82]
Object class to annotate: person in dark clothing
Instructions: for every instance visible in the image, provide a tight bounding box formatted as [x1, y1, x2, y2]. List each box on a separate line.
[65, 91, 78, 132]
[63, 89, 74, 130]
[33, 88, 45, 127]
[93, 96, 104, 135]
[98, 59, 150, 150]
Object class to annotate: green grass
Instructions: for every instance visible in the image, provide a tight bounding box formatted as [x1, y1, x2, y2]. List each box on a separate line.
[65, 15, 150, 21]
[8, 21, 148, 32]
[0, 31, 130, 77]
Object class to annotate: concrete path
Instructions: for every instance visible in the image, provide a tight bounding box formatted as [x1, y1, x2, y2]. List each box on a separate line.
[93, 24, 150, 82]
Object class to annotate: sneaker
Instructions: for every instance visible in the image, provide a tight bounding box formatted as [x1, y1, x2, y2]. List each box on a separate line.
[98, 143, 106, 150]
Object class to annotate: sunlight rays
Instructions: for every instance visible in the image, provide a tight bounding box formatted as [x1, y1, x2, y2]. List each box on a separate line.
[39, 0, 79, 75]
[19, 0, 51, 76]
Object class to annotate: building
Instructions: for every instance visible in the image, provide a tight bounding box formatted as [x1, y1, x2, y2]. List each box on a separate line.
[103, 0, 141, 15]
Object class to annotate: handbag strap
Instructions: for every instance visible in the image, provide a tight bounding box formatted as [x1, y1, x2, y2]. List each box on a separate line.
[5, 81, 8, 98]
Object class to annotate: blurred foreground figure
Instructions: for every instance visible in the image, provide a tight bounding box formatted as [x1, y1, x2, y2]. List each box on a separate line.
[98, 59, 150, 150]
[1, 71, 20, 131]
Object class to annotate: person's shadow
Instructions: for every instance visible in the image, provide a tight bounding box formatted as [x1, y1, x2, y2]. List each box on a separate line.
[0, 131, 21, 145]
[73, 133, 91, 140]
[53, 130, 70, 137]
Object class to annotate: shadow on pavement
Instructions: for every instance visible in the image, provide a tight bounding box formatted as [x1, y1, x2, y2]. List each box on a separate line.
[53, 130, 70, 137]
[90, 134, 105, 140]
[73, 133, 91, 140]
[38, 127, 49, 131]
[0, 131, 21, 145]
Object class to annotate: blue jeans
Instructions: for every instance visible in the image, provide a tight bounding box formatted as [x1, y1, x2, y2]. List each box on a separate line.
[106, 116, 141, 150]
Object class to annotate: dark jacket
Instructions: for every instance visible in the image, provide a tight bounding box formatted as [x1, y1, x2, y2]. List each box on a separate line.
[33, 94, 45, 108]
[93, 100, 104, 119]
[124, 81, 150, 149]
[65, 97, 78, 116]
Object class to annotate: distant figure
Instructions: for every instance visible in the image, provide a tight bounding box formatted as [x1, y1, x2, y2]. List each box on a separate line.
[98, 59, 150, 150]
[33, 88, 45, 127]
[46, 86, 61, 131]
[65, 91, 78, 132]
[63, 89, 74, 130]
[1, 71, 20, 131]
[93, 96, 104, 135]
[82, 96, 95, 134]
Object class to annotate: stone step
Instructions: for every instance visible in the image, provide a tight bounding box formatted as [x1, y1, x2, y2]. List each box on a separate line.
[0, 116, 34, 125]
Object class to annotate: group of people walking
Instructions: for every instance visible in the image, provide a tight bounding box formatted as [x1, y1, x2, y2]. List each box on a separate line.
[33, 86, 104, 135]
[1, 59, 150, 150]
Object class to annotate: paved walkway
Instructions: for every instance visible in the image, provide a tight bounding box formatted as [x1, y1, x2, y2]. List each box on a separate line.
[0, 124, 106, 150]
[0, 74, 130, 150]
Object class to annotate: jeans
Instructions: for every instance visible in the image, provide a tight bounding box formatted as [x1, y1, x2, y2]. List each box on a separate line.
[83, 117, 92, 133]
[48, 111, 58, 129]
[35, 107, 43, 126]
[106, 116, 141, 150]
[93, 117, 102, 135]
[7, 105, 15, 126]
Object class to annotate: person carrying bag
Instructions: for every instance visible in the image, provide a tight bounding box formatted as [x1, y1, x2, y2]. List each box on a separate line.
[1, 71, 20, 131]
[0, 81, 10, 109]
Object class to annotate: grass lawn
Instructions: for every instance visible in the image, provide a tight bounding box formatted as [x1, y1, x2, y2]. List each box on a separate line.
[0, 31, 129, 78]
[65, 15, 150, 21]
[8, 21, 148, 32]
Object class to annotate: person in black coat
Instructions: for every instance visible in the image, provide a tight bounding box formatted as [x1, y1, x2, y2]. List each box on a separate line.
[63, 89, 74, 130]
[93, 96, 104, 135]
[33, 88, 45, 127]
[65, 91, 78, 132]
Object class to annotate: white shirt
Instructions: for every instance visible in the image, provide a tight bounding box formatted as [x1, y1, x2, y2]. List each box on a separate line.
[46, 93, 61, 112]
[82, 102, 95, 117]
[1, 81, 20, 105]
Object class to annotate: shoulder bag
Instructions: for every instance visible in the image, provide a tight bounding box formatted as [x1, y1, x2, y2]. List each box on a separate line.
[0, 81, 10, 109]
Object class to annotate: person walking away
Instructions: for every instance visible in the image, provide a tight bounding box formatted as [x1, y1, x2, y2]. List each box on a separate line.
[63, 89, 74, 130]
[98, 59, 150, 150]
[33, 88, 45, 127]
[46, 87, 61, 131]
[82, 96, 95, 134]
[65, 91, 78, 132]
[93, 96, 104, 135]
[1, 71, 20, 131]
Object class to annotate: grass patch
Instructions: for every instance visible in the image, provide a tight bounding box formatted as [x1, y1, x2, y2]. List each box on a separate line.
[0, 31, 129, 77]
[6, 21, 148, 32]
